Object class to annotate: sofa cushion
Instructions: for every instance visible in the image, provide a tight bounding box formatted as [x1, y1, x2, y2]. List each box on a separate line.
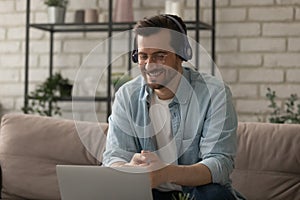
[232, 122, 300, 200]
[0, 114, 108, 200]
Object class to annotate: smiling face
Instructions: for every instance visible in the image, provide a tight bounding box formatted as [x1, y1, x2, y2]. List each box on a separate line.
[137, 29, 183, 99]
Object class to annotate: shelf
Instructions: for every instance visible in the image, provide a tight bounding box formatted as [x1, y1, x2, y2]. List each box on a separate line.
[29, 21, 213, 33]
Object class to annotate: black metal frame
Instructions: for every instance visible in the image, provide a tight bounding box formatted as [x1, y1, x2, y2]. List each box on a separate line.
[24, 0, 216, 119]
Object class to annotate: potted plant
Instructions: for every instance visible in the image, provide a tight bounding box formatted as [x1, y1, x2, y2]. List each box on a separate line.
[44, 0, 68, 23]
[266, 88, 300, 124]
[111, 72, 132, 92]
[22, 72, 73, 116]
[172, 193, 195, 200]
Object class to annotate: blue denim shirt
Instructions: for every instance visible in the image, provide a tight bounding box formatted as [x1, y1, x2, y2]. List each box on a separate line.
[103, 67, 239, 195]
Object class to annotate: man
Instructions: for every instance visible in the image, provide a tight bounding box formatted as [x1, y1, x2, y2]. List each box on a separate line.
[103, 14, 244, 200]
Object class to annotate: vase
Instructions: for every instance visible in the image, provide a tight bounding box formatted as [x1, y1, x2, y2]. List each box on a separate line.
[85, 9, 98, 23]
[47, 6, 65, 24]
[113, 0, 134, 22]
[74, 9, 84, 23]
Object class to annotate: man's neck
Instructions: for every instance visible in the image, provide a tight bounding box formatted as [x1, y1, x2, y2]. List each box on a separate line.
[154, 72, 182, 100]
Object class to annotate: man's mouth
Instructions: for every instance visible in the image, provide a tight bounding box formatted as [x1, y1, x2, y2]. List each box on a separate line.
[145, 69, 165, 77]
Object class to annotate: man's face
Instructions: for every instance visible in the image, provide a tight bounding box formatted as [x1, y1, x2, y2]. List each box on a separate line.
[137, 29, 183, 90]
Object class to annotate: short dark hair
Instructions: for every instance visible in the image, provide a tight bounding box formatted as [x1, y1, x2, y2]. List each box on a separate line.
[133, 14, 187, 59]
[134, 14, 187, 34]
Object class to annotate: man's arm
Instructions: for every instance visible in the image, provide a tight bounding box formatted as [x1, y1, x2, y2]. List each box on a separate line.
[141, 151, 212, 188]
[167, 163, 212, 186]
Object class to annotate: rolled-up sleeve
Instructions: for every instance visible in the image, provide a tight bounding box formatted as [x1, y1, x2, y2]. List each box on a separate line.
[199, 85, 237, 185]
[102, 89, 138, 166]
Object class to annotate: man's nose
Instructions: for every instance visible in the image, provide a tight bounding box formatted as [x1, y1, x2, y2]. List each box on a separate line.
[144, 60, 157, 70]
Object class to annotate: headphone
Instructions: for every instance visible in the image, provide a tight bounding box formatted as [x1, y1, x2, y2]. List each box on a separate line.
[132, 14, 193, 63]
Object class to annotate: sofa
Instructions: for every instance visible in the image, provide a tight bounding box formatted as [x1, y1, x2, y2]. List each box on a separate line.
[0, 113, 299, 199]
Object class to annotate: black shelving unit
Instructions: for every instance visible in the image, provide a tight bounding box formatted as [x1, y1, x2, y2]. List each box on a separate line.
[24, 0, 216, 120]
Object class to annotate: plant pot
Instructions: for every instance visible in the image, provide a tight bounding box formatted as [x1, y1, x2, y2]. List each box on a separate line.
[48, 6, 65, 24]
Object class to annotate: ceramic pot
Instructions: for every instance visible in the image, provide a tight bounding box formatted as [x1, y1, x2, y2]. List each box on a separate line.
[74, 9, 84, 23]
[48, 6, 65, 24]
[84, 9, 98, 23]
[113, 0, 134, 22]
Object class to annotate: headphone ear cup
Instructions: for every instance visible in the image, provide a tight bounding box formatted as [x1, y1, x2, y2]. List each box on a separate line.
[184, 40, 192, 61]
[179, 37, 192, 61]
[132, 50, 138, 63]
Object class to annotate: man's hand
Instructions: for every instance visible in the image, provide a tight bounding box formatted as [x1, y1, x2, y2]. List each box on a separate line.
[111, 150, 212, 188]
[124, 151, 149, 166]
[124, 150, 171, 188]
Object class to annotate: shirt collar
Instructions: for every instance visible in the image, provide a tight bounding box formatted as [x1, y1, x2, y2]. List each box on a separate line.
[173, 68, 192, 104]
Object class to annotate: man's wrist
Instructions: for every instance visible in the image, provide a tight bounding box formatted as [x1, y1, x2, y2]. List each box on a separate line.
[165, 164, 181, 184]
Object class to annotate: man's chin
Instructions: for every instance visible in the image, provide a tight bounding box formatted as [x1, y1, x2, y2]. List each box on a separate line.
[147, 83, 165, 90]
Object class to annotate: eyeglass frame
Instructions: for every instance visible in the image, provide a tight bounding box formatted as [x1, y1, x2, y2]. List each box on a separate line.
[134, 51, 170, 65]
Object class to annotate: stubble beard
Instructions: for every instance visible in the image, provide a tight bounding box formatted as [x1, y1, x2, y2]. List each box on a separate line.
[145, 66, 180, 92]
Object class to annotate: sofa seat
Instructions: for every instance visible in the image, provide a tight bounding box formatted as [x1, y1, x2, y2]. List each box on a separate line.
[0, 114, 299, 199]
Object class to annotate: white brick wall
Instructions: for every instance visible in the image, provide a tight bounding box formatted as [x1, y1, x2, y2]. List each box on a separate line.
[236, 99, 270, 113]
[296, 8, 300, 19]
[63, 40, 100, 53]
[218, 68, 237, 83]
[287, 69, 300, 82]
[217, 53, 262, 67]
[204, 8, 247, 22]
[0, 41, 21, 53]
[0, 13, 26, 26]
[229, 84, 258, 98]
[239, 69, 284, 83]
[0, 0, 299, 122]
[230, 0, 274, 6]
[288, 38, 300, 51]
[0, 84, 23, 97]
[216, 38, 238, 52]
[0, 1, 14, 13]
[240, 38, 286, 52]
[248, 7, 293, 21]
[264, 53, 300, 67]
[0, 28, 5, 40]
[276, 0, 300, 5]
[217, 23, 261, 37]
[0, 69, 20, 82]
[263, 23, 300, 36]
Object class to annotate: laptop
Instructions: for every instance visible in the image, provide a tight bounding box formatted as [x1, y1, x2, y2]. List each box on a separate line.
[56, 165, 153, 200]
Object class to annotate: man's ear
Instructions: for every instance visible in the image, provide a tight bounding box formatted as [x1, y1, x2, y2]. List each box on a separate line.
[176, 55, 184, 63]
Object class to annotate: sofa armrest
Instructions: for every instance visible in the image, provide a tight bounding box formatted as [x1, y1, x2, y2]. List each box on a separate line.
[0, 114, 108, 200]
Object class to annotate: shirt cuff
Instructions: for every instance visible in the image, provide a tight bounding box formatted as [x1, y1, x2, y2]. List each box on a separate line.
[200, 157, 225, 185]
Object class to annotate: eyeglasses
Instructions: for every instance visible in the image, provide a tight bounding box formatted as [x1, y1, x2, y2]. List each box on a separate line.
[137, 52, 169, 65]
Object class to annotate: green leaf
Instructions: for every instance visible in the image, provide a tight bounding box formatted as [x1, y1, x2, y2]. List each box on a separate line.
[266, 88, 300, 124]
[23, 72, 72, 117]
